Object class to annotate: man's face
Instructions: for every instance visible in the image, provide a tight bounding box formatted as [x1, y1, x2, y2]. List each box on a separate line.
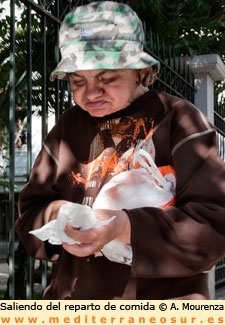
[68, 69, 145, 117]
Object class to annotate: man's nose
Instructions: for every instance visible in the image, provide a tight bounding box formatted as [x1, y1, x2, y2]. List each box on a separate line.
[85, 82, 103, 100]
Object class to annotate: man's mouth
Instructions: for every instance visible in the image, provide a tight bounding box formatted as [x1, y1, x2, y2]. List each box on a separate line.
[86, 100, 107, 108]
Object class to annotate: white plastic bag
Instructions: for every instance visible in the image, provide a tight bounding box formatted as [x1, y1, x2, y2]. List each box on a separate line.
[93, 167, 175, 210]
[94, 169, 175, 265]
[29, 202, 116, 245]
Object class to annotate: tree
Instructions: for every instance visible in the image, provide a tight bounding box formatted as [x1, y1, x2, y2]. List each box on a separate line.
[127, 0, 225, 58]
[126, 0, 225, 100]
[0, 0, 73, 129]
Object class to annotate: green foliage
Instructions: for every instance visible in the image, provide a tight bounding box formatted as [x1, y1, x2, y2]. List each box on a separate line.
[0, 1, 63, 127]
[125, 0, 225, 59]
[125, 0, 225, 98]
[0, 118, 10, 193]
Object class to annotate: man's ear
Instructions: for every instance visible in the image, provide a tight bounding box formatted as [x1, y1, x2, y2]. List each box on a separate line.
[139, 69, 146, 81]
[136, 69, 145, 85]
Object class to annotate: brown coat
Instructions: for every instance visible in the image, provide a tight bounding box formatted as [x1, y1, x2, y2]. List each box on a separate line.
[15, 90, 225, 299]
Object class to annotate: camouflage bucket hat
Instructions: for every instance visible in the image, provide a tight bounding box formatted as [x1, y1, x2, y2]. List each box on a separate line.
[50, 1, 160, 81]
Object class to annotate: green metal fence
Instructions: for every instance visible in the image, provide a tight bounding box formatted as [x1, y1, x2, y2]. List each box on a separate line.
[6, 0, 74, 299]
[3, 0, 199, 299]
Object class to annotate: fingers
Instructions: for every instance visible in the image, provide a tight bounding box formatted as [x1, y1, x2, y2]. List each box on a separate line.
[62, 210, 131, 258]
[62, 242, 97, 257]
[63, 224, 104, 257]
[64, 224, 100, 244]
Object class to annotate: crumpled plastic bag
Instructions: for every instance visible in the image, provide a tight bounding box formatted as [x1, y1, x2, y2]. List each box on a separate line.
[29, 202, 116, 245]
[30, 145, 176, 266]
[29, 202, 131, 265]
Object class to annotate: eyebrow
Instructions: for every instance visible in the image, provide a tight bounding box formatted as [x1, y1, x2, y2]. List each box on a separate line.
[70, 70, 117, 78]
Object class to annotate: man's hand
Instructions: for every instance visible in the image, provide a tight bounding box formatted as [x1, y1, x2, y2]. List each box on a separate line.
[62, 209, 131, 257]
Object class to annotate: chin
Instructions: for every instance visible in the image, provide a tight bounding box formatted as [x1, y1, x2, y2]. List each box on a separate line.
[87, 108, 111, 118]
[88, 112, 105, 118]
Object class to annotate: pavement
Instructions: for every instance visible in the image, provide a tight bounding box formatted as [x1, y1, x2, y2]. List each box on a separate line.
[215, 286, 225, 300]
[0, 261, 42, 296]
[0, 263, 8, 292]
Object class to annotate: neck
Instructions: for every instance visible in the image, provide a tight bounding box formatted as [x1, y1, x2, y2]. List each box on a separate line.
[134, 85, 149, 101]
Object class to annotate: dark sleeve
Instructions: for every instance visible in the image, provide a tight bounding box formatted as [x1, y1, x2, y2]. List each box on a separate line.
[126, 104, 225, 279]
[15, 118, 62, 262]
